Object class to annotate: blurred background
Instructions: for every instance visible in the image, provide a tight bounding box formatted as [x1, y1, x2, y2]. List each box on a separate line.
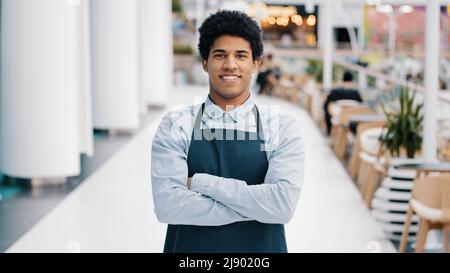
[1, 0, 450, 253]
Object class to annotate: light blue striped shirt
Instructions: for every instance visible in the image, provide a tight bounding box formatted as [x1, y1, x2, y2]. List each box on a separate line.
[151, 94, 305, 226]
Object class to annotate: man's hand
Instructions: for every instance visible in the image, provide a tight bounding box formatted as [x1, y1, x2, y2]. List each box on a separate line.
[187, 177, 193, 190]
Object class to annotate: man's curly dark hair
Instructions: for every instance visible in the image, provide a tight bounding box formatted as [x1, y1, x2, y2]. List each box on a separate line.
[198, 10, 264, 61]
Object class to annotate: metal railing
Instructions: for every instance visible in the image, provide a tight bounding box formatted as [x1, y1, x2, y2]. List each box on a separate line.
[272, 48, 450, 121]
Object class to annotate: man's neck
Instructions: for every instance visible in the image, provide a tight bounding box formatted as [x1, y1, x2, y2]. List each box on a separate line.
[209, 90, 250, 112]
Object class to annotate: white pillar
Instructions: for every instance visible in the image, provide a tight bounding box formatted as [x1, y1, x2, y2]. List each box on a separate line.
[322, 1, 333, 90]
[0, 0, 82, 178]
[90, 0, 140, 130]
[77, 0, 94, 156]
[138, 0, 172, 108]
[423, 0, 441, 162]
[388, 12, 396, 54]
[442, 9, 449, 54]
[360, 5, 368, 51]
[317, 3, 324, 50]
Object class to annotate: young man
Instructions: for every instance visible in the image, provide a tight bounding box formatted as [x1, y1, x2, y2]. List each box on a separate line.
[151, 10, 304, 253]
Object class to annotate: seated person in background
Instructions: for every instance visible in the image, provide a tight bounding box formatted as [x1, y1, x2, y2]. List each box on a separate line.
[256, 53, 280, 95]
[323, 71, 362, 135]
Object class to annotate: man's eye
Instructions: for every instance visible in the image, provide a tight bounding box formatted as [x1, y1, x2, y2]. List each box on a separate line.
[214, 54, 225, 58]
[237, 54, 247, 59]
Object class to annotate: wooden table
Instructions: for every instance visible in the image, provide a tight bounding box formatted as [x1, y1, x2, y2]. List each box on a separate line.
[348, 114, 386, 135]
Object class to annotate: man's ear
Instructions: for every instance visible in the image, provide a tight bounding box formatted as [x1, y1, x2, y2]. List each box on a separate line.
[252, 58, 261, 73]
[202, 59, 208, 72]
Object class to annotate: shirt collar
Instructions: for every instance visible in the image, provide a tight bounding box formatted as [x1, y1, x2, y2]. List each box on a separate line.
[204, 93, 255, 122]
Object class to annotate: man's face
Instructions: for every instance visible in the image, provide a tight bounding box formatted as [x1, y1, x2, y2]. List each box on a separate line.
[202, 35, 259, 100]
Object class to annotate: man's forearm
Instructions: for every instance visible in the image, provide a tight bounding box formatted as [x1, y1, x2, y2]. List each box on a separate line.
[153, 180, 251, 226]
[190, 173, 301, 224]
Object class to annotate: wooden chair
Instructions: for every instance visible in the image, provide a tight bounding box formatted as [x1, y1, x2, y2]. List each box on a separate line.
[399, 174, 450, 253]
[348, 121, 386, 179]
[356, 127, 388, 207]
[313, 93, 328, 131]
[327, 100, 362, 141]
[278, 78, 301, 103]
[333, 106, 374, 160]
[303, 79, 318, 115]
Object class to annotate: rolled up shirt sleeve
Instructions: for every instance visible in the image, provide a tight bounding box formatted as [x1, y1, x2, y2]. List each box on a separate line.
[151, 111, 250, 226]
[191, 116, 304, 224]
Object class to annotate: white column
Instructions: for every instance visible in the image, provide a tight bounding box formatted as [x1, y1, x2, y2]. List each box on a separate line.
[442, 8, 449, 55]
[138, 0, 172, 108]
[90, 0, 140, 129]
[317, 3, 324, 49]
[388, 12, 396, 54]
[322, 1, 333, 90]
[77, 0, 94, 156]
[423, 0, 441, 162]
[360, 5, 367, 51]
[0, 0, 81, 178]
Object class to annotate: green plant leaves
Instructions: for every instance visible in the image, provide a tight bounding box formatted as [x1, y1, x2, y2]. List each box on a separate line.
[379, 86, 424, 158]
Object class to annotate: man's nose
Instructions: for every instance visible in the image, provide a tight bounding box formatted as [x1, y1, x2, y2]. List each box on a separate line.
[223, 56, 238, 70]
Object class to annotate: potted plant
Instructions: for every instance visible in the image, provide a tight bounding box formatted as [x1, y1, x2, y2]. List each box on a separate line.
[379, 86, 424, 158]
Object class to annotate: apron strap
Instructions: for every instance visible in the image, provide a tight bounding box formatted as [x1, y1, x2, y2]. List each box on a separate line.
[193, 102, 265, 141]
[253, 105, 265, 142]
[193, 103, 205, 131]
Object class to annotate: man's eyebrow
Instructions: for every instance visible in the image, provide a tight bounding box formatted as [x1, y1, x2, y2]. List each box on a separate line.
[211, 49, 250, 54]
[211, 49, 227, 53]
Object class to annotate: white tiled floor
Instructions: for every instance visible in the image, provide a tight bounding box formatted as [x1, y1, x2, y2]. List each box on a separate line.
[7, 85, 396, 253]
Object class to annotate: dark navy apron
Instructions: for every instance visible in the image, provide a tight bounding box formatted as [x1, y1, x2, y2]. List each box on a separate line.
[163, 103, 287, 253]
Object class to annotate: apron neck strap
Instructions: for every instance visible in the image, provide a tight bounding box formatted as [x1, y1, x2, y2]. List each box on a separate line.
[193, 103, 206, 131]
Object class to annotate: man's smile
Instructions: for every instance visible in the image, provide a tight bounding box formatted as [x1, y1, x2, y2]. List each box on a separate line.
[219, 74, 242, 83]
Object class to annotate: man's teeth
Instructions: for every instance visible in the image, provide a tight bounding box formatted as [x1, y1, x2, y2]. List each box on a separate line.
[222, 76, 238, 80]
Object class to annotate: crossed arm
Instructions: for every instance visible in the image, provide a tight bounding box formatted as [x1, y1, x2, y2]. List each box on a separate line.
[151, 114, 304, 226]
